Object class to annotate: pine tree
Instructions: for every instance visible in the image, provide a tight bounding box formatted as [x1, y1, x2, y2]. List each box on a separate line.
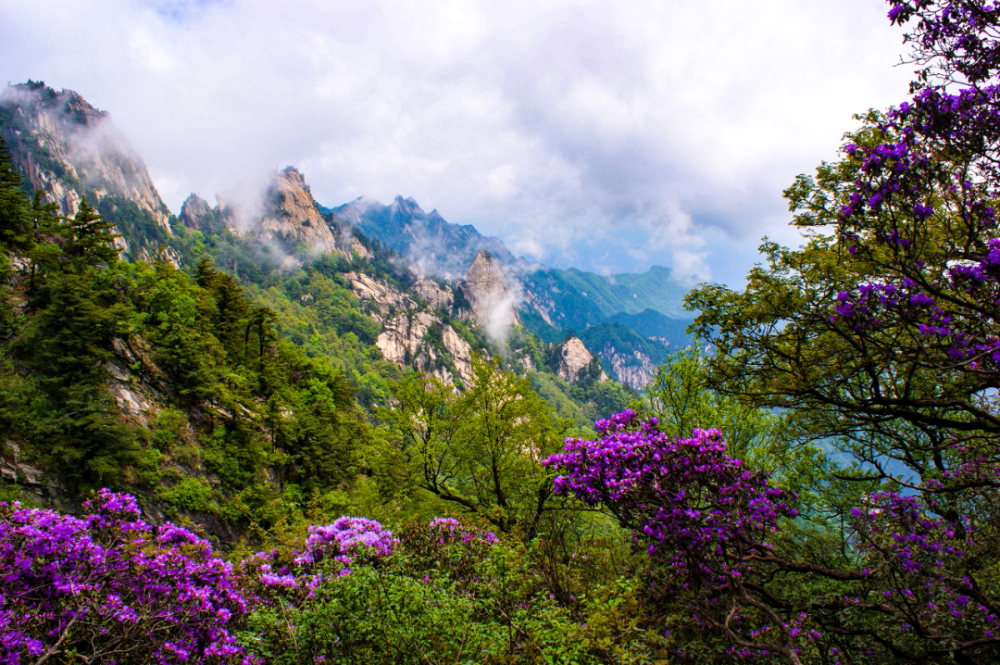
[0, 136, 29, 251]
[62, 198, 120, 269]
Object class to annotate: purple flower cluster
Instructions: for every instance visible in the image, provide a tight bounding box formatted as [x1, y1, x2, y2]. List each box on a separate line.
[427, 517, 499, 545]
[296, 516, 397, 569]
[826, 2, 1000, 375]
[243, 515, 397, 605]
[849, 489, 999, 636]
[544, 410, 795, 588]
[0, 489, 252, 664]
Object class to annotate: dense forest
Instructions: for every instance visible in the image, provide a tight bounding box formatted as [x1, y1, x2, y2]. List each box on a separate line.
[7, 1, 1000, 663]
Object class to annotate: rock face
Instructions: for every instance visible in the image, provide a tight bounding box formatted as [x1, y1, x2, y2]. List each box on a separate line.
[178, 194, 228, 235]
[413, 276, 454, 311]
[555, 337, 607, 384]
[256, 167, 338, 252]
[346, 271, 478, 384]
[458, 250, 520, 338]
[0, 82, 173, 255]
[179, 167, 368, 261]
[600, 343, 657, 390]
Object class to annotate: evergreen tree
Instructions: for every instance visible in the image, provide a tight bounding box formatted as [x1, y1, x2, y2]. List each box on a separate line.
[0, 136, 29, 251]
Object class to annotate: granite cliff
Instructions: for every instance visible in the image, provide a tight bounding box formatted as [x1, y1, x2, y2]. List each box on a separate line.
[178, 167, 371, 262]
[0, 82, 173, 259]
[457, 250, 521, 339]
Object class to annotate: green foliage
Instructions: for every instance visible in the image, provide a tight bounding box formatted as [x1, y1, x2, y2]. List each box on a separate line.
[368, 357, 571, 540]
[576, 321, 671, 369]
[0, 137, 30, 252]
[643, 348, 827, 497]
[521, 265, 689, 330]
[95, 195, 170, 259]
[241, 521, 674, 665]
[605, 308, 694, 349]
[156, 475, 217, 513]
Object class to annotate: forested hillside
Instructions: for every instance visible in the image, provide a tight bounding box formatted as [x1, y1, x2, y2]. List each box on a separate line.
[9, 3, 1000, 664]
[0, 105, 632, 535]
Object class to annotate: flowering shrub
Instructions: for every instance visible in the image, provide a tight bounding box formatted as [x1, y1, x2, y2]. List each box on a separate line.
[0, 489, 252, 664]
[545, 410, 796, 588]
[294, 516, 397, 571]
[546, 411, 814, 661]
[678, 3, 1000, 662]
[240, 515, 397, 606]
[238, 516, 583, 665]
[395, 517, 500, 591]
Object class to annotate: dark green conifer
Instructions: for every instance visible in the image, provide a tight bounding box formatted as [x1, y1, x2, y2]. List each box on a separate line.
[0, 136, 30, 251]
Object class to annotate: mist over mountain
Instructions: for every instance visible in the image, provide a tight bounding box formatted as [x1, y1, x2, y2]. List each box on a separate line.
[0, 81, 695, 388]
[0, 81, 174, 261]
[328, 190, 696, 362]
[330, 196, 514, 279]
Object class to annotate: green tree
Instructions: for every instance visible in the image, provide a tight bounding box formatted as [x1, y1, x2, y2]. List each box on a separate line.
[452, 355, 569, 538]
[373, 357, 570, 539]
[0, 136, 29, 251]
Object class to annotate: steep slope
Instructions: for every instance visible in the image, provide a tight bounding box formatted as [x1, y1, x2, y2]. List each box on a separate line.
[551, 336, 608, 384]
[331, 193, 693, 366]
[458, 250, 520, 337]
[0, 81, 173, 260]
[178, 167, 371, 262]
[344, 269, 482, 385]
[520, 265, 690, 328]
[606, 308, 695, 349]
[0, 81, 676, 390]
[333, 196, 514, 278]
[576, 322, 673, 390]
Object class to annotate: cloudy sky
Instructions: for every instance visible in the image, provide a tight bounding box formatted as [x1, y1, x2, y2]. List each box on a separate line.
[1, 0, 914, 286]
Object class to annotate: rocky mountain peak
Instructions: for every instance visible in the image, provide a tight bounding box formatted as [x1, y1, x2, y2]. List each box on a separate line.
[331, 196, 376, 225]
[459, 250, 520, 337]
[390, 195, 425, 218]
[179, 167, 343, 255]
[179, 193, 219, 234]
[256, 167, 338, 252]
[0, 82, 172, 240]
[333, 195, 516, 279]
[555, 337, 607, 384]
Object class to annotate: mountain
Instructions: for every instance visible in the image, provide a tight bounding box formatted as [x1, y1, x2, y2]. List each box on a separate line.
[332, 192, 695, 385]
[178, 167, 372, 263]
[519, 265, 690, 329]
[0, 81, 691, 389]
[576, 322, 673, 390]
[0, 81, 174, 261]
[606, 308, 695, 349]
[332, 196, 514, 278]
[332, 193, 690, 324]
[457, 250, 521, 337]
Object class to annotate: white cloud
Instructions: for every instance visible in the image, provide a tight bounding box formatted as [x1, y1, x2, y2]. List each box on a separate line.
[0, 0, 914, 283]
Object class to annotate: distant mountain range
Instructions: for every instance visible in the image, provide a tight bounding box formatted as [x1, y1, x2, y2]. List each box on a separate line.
[0, 81, 696, 389]
[329, 193, 696, 386]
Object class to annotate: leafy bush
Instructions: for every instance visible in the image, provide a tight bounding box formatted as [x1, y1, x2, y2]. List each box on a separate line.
[0, 490, 251, 664]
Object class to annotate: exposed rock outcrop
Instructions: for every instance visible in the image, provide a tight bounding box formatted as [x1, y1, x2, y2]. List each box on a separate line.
[413, 276, 454, 311]
[178, 168, 375, 263]
[555, 337, 608, 384]
[0, 83, 172, 232]
[346, 271, 477, 383]
[600, 343, 656, 390]
[256, 167, 338, 252]
[458, 250, 520, 337]
[347, 271, 415, 314]
[376, 312, 434, 366]
[523, 288, 558, 327]
[178, 193, 228, 235]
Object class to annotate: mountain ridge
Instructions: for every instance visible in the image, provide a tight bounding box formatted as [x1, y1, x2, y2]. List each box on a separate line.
[0, 81, 694, 388]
